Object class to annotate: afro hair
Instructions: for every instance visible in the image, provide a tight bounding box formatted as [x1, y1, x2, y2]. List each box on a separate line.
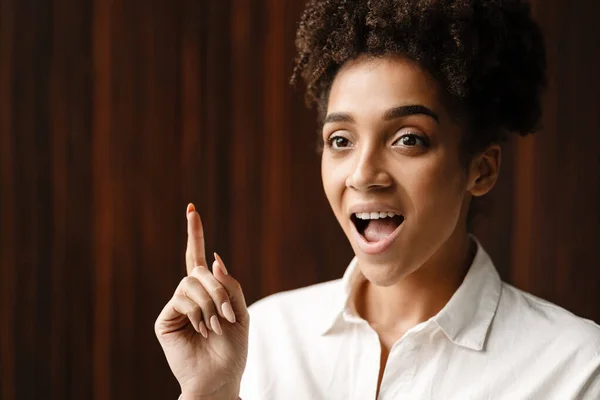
[291, 0, 547, 161]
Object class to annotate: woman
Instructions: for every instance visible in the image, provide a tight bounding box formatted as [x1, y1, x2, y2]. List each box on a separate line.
[155, 1, 600, 399]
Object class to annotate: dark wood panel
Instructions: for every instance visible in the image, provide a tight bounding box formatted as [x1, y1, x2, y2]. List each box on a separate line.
[509, 0, 600, 321]
[0, 0, 17, 397]
[91, 0, 113, 395]
[1, 1, 599, 399]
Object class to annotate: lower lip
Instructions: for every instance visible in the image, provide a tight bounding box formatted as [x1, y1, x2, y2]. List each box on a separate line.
[350, 218, 404, 255]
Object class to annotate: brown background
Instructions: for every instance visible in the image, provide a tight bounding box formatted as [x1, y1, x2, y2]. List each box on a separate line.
[1, 0, 599, 399]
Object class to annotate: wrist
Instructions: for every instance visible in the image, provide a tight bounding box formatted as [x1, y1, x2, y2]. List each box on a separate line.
[181, 385, 240, 400]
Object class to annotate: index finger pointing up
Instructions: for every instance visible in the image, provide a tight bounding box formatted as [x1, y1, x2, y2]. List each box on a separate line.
[185, 203, 207, 275]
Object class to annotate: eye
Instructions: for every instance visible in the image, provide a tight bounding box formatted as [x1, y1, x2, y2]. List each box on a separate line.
[327, 135, 353, 149]
[393, 133, 430, 148]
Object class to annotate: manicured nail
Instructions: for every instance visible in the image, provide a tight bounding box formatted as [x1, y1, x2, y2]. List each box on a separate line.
[198, 321, 208, 338]
[214, 252, 228, 275]
[222, 302, 236, 323]
[210, 315, 223, 335]
[187, 203, 195, 217]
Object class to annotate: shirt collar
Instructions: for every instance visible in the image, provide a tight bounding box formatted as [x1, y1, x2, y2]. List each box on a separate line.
[319, 235, 502, 351]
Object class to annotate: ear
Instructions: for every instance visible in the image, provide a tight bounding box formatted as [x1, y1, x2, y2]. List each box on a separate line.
[467, 144, 501, 197]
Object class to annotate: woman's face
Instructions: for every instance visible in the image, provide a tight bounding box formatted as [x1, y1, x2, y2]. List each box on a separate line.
[321, 55, 478, 286]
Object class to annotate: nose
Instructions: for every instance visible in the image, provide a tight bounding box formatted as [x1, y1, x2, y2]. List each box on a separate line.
[345, 146, 392, 191]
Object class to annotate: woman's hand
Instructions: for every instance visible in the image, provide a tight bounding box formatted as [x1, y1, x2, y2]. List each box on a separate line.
[155, 204, 249, 400]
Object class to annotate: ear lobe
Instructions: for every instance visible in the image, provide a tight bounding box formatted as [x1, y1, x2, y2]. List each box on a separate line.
[468, 145, 501, 197]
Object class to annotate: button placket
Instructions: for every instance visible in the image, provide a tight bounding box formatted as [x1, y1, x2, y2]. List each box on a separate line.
[379, 332, 421, 398]
[346, 321, 382, 400]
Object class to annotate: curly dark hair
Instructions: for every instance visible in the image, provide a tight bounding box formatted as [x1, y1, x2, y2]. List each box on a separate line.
[290, 0, 547, 164]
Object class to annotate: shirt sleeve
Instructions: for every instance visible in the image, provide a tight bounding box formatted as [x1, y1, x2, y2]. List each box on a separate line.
[239, 303, 271, 399]
[562, 353, 600, 399]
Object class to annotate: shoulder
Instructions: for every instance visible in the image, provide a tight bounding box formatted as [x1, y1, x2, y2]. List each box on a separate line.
[498, 282, 600, 356]
[240, 279, 344, 397]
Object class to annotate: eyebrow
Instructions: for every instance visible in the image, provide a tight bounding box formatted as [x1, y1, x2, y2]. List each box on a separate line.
[324, 104, 440, 125]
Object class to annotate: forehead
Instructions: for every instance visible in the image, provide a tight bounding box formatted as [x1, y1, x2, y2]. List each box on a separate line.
[327, 55, 442, 116]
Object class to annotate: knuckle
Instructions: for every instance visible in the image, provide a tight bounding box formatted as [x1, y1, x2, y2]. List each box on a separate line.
[232, 281, 242, 293]
[180, 276, 197, 288]
[187, 304, 200, 314]
[200, 298, 215, 311]
[189, 265, 205, 277]
[213, 286, 229, 300]
[172, 293, 184, 302]
[154, 320, 162, 335]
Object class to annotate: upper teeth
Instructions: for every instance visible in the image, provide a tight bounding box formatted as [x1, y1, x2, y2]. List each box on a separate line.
[355, 212, 398, 220]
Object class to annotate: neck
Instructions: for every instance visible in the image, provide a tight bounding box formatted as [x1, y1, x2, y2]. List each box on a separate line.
[356, 231, 476, 333]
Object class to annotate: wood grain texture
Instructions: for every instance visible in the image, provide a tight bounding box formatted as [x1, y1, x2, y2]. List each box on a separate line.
[509, 0, 600, 319]
[0, 0, 598, 399]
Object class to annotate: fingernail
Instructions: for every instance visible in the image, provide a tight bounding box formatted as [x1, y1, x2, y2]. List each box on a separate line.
[187, 203, 195, 217]
[210, 315, 223, 335]
[198, 321, 208, 338]
[214, 252, 228, 275]
[222, 302, 236, 323]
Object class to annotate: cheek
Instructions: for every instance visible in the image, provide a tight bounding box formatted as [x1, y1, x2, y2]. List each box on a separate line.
[408, 156, 467, 223]
[321, 155, 347, 213]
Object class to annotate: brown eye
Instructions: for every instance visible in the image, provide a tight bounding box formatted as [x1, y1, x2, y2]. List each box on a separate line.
[394, 133, 430, 148]
[401, 135, 416, 146]
[328, 136, 352, 149]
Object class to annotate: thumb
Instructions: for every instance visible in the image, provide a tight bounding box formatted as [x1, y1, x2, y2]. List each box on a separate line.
[213, 253, 249, 324]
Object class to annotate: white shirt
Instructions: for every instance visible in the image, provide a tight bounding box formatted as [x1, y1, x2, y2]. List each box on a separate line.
[240, 237, 600, 399]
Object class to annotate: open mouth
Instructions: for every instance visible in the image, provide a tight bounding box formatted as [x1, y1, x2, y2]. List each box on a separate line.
[351, 212, 405, 243]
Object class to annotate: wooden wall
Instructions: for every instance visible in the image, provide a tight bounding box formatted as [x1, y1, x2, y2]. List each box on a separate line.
[0, 0, 598, 399]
